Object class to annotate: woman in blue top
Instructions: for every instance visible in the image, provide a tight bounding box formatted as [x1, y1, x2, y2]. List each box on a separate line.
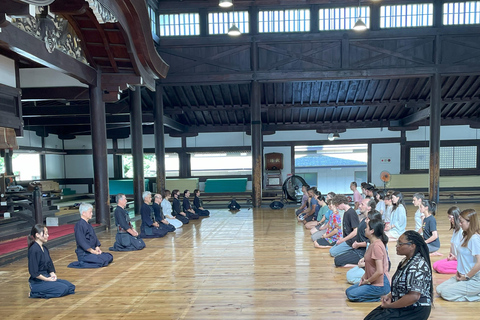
[385, 191, 407, 241]
[28, 224, 75, 298]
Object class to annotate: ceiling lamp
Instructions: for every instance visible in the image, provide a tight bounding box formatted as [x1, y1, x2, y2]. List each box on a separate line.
[228, 23, 241, 36]
[353, 18, 367, 31]
[219, 0, 233, 8]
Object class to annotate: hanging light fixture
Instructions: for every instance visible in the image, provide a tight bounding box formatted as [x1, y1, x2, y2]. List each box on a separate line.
[227, 1, 241, 36]
[228, 23, 241, 36]
[353, 0, 367, 31]
[219, 0, 233, 8]
[353, 18, 367, 31]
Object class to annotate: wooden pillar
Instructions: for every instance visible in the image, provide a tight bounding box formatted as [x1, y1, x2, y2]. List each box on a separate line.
[251, 81, 262, 208]
[154, 82, 166, 193]
[429, 73, 441, 204]
[112, 138, 123, 179]
[178, 137, 191, 178]
[89, 73, 110, 227]
[39, 137, 46, 180]
[4, 149, 13, 176]
[130, 86, 144, 213]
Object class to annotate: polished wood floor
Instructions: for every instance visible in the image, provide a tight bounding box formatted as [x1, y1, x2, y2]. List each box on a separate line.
[1, 202, 480, 319]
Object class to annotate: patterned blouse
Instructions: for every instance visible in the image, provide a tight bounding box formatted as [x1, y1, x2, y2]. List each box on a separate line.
[325, 211, 343, 244]
[391, 253, 432, 307]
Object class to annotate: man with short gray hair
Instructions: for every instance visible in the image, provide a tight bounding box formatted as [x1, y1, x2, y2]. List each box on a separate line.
[68, 202, 113, 268]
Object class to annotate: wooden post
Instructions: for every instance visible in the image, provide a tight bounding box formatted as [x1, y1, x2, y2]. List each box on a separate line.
[154, 82, 166, 194]
[130, 86, 144, 213]
[89, 72, 110, 227]
[429, 72, 441, 204]
[251, 81, 262, 208]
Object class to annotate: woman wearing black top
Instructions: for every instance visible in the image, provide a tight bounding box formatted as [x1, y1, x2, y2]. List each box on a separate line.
[28, 224, 75, 298]
[193, 189, 210, 216]
[364, 230, 433, 320]
[172, 189, 190, 224]
[182, 190, 199, 220]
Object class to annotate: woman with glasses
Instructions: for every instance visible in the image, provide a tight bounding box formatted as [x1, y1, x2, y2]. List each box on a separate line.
[436, 209, 480, 301]
[433, 206, 462, 274]
[364, 230, 432, 320]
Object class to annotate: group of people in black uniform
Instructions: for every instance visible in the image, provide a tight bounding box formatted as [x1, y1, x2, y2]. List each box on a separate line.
[27, 189, 209, 299]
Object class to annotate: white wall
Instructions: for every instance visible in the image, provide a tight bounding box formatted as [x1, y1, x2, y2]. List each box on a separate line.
[371, 143, 401, 188]
[17, 130, 42, 147]
[0, 55, 16, 87]
[19, 68, 88, 88]
[45, 154, 65, 179]
[187, 132, 251, 147]
[407, 125, 480, 141]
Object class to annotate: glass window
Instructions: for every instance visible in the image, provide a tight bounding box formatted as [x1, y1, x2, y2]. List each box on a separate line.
[12, 153, 41, 181]
[159, 13, 200, 36]
[410, 146, 477, 169]
[208, 11, 249, 34]
[148, 5, 157, 35]
[259, 9, 310, 33]
[122, 153, 179, 178]
[190, 151, 252, 176]
[444, 1, 480, 25]
[319, 6, 370, 31]
[380, 3, 434, 28]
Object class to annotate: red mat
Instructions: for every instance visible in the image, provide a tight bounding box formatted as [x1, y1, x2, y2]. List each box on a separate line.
[0, 224, 77, 256]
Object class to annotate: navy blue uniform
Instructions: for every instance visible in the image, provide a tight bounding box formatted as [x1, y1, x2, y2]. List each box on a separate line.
[193, 196, 210, 216]
[172, 198, 190, 224]
[152, 202, 176, 232]
[109, 206, 146, 251]
[183, 197, 199, 219]
[139, 203, 169, 238]
[68, 219, 113, 268]
[28, 242, 75, 299]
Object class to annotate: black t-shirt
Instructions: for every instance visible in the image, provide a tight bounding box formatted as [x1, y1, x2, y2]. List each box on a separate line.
[343, 207, 360, 246]
[423, 215, 440, 248]
[354, 218, 368, 251]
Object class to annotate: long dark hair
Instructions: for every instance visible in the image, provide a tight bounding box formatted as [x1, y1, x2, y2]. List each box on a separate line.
[368, 210, 382, 222]
[448, 206, 461, 232]
[368, 218, 388, 246]
[403, 230, 433, 299]
[28, 224, 46, 248]
[392, 191, 406, 213]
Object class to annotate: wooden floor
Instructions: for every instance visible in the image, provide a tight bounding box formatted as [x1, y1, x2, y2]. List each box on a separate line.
[1, 202, 480, 319]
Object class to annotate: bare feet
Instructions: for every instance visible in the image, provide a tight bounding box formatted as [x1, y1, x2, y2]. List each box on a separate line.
[430, 252, 443, 257]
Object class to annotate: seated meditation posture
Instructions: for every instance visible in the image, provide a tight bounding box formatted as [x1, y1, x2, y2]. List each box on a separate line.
[183, 190, 199, 220]
[335, 199, 381, 267]
[110, 193, 146, 251]
[364, 231, 433, 320]
[385, 191, 407, 240]
[329, 194, 360, 257]
[161, 190, 184, 228]
[433, 206, 462, 274]
[152, 193, 177, 232]
[193, 189, 210, 216]
[28, 224, 75, 298]
[68, 203, 113, 268]
[140, 191, 170, 238]
[419, 199, 441, 254]
[172, 189, 190, 224]
[345, 218, 390, 302]
[314, 201, 342, 248]
[436, 209, 480, 302]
